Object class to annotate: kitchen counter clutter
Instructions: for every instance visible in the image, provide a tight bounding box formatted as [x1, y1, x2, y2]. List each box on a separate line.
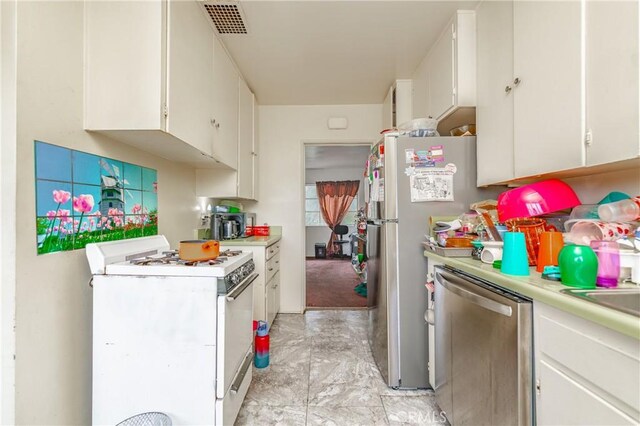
[219, 234, 281, 247]
[423, 250, 640, 339]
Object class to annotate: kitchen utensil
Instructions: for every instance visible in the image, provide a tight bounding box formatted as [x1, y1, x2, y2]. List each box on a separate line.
[536, 231, 565, 273]
[505, 217, 553, 266]
[178, 240, 220, 261]
[481, 212, 502, 241]
[497, 179, 581, 222]
[597, 196, 640, 222]
[569, 204, 600, 220]
[501, 232, 530, 276]
[598, 191, 630, 205]
[559, 245, 598, 289]
[565, 220, 635, 245]
[481, 245, 503, 264]
[590, 241, 620, 288]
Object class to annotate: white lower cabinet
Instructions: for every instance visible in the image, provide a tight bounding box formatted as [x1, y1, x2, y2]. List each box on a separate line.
[534, 302, 640, 425]
[266, 271, 281, 328]
[221, 240, 281, 325]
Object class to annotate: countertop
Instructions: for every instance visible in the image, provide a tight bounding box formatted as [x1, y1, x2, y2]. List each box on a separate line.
[220, 235, 281, 247]
[424, 251, 640, 340]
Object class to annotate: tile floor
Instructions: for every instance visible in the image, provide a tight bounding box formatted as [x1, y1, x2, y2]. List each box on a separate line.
[235, 310, 449, 426]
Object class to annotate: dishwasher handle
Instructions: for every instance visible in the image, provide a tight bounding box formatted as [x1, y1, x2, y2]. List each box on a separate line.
[436, 271, 513, 317]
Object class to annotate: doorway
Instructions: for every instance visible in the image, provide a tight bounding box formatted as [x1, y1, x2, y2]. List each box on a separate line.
[303, 144, 370, 309]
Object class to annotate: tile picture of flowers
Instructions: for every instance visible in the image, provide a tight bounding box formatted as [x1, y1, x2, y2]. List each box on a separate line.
[35, 141, 158, 255]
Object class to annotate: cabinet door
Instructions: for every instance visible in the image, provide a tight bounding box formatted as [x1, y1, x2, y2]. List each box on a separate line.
[266, 278, 276, 328]
[166, 0, 214, 156]
[476, 0, 514, 186]
[273, 271, 281, 317]
[238, 78, 255, 199]
[252, 100, 259, 201]
[213, 37, 239, 169]
[428, 21, 455, 119]
[538, 361, 636, 425]
[586, 1, 640, 166]
[85, 0, 164, 130]
[382, 87, 393, 130]
[513, 1, 584, 178]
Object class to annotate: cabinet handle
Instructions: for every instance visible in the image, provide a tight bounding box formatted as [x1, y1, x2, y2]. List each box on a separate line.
[504, 85, 512, 93]
[268, 268, 274, 272]
[275, 260, 279, 264]
[513, 77, 521, 86]
[210, 118, 216, 126]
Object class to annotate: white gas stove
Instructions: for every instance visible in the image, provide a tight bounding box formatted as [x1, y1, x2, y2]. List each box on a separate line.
[87, 236, 256, 425]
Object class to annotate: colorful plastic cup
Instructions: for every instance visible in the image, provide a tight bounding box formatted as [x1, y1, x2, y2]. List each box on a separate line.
[558, 245, 598, 289]
[536, 231, 565, 273]
[590, 241, 620, 288]
[501, 232, 530, 276]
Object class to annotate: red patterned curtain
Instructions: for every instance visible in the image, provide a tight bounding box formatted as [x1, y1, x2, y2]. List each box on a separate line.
[316, 180, 360, 255]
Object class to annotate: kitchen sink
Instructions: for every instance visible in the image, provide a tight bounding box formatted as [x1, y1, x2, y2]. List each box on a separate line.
[560, 288, 640, 317]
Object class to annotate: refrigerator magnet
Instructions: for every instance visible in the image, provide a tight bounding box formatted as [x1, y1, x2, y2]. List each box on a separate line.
[405, 149, 416, 164]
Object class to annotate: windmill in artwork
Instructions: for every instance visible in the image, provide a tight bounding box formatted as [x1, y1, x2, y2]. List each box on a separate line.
[98, 159, 132, 216]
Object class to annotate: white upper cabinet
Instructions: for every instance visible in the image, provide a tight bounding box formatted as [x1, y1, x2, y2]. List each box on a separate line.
[585, 0, 640, 166]
[85, 0, 221, 167]
[513, 0, 584, 178]
[195, 77, 258, 200]
[426, 10, 476, 121]
[212, 37, 240, 170]
[476, 0, 514, 186]
[237, 78, 256, 200]
[476, 0, 639, 185]
[382, 80, 412, 129]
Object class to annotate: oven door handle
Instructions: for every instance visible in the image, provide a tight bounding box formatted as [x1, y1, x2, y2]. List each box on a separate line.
[230, 351, 254, 394]
[226, 273, 258, 301]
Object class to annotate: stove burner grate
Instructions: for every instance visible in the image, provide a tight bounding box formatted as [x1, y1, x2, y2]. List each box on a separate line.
[129, 249, 243, 266]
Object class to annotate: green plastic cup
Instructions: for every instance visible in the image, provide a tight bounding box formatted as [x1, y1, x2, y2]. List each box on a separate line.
[501, 232, 530, 276]
[558, 244, 598, 289]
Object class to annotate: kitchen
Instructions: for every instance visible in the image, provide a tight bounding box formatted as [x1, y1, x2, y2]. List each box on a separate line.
[1, 1, 639, 425]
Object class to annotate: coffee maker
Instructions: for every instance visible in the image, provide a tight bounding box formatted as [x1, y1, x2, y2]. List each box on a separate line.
[212, 212, 253, 240]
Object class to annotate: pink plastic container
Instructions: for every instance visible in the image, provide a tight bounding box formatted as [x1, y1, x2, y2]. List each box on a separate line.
[497, 179, 581, 222]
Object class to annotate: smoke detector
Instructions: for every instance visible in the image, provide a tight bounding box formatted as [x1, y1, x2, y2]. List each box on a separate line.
[199, 1, 249, 35]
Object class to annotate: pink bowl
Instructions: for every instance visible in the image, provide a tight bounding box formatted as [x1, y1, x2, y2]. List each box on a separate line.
[497, 179, 581, 222]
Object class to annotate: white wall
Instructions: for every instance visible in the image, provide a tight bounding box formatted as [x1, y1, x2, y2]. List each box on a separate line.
[1, 1, 17, 424]
[563, 168, 640, 204]
[257, 104, 381, 313]
[305, 167, 366, 257]
[13, 2, 198, 424]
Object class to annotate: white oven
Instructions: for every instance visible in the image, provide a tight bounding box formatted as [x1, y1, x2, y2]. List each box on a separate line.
[87, 236, 256, 425]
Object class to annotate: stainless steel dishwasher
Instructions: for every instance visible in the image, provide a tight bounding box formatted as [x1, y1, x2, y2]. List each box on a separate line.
[434, 266, 533, 425]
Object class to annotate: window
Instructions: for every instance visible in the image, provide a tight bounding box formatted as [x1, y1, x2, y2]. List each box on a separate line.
[305, 184, 358, 226]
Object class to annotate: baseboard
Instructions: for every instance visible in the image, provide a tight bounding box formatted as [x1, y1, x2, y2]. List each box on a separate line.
[305, 307, 368, 311]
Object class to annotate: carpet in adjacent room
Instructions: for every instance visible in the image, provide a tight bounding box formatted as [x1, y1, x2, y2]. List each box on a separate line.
[305, 258, 366, 308]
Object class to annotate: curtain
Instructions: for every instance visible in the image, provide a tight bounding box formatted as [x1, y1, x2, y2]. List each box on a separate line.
[316, 180, 360, 256]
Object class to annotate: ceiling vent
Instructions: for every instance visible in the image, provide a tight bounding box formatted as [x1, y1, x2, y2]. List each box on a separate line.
[200, 1, 249, 35]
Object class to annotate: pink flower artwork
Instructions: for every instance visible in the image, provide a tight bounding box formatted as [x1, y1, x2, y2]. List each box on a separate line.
[52, 190, 71, 204]
[46, 210, 56, 220]
[72, 194, 94, 214]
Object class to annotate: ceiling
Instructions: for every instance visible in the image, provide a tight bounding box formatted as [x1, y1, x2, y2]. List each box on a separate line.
[305, 145, 371, 170]
[217, 1, 478, 105]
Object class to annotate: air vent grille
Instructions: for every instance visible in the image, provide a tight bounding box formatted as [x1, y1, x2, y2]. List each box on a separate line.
[203, 2, 248, 34]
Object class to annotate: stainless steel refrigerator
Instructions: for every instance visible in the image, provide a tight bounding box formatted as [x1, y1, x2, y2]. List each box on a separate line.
[366, 134, 501, 389]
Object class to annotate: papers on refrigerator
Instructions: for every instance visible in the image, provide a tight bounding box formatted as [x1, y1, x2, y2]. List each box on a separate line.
[410, 167, 454, 202]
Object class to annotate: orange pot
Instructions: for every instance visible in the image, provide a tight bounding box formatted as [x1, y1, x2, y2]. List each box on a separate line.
[178, 240, 220, 261]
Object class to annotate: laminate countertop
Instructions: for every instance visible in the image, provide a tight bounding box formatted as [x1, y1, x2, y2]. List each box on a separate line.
[424, 251, 640, 340]
[220, 235, 281, 247]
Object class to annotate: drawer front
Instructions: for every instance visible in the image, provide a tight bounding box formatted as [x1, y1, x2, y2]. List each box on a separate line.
[265, 252, 280, 282]
[538, 309, 640, 416]
[266, 242, 280, 260]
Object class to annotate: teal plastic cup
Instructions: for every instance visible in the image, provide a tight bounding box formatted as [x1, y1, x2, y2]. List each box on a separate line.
[558, 244, 598, 289]
[501, 231, 530, 276]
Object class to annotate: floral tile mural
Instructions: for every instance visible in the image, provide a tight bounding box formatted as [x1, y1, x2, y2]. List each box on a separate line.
[35, 141, 158, 255]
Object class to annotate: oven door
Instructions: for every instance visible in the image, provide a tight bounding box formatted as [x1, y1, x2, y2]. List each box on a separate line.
[216, 272, 257, 399]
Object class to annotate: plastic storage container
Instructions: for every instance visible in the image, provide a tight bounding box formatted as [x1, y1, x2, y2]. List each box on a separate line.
[597, 197, 640, 222]
[398, 117, 439, 137]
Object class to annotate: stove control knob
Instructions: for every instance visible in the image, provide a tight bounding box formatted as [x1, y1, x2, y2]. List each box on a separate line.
[231, 273, 240, 285]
